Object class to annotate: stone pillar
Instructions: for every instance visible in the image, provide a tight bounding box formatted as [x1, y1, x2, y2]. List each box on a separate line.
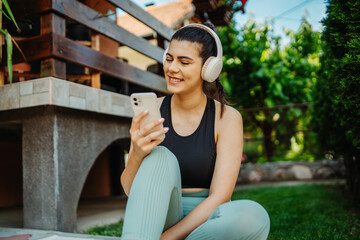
[22, 106, 130, 232]
[22, 110, 62, 230]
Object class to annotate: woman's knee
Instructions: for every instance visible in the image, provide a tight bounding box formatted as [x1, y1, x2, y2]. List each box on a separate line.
[233, 200, 270, 239]
[142, 146, 180, 177]
[151, 145, 176, 159]
[148, 146, 178, 165]
[207, 200, 270, 239]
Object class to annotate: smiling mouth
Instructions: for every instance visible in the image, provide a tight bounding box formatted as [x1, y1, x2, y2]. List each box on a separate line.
[169, 77, 184, 83]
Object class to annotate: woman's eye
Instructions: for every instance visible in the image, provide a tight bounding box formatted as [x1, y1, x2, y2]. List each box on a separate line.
[181, 62, 189, 65]
[166, 58, 173, 62]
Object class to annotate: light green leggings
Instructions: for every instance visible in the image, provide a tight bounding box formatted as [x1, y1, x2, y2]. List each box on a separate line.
[122, 146, 270, 240]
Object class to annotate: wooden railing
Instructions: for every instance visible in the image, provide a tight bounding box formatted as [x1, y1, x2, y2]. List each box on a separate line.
[2, 0, 175, 94]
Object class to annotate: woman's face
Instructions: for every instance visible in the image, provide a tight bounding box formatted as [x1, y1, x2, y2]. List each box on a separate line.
[163, 40, 204, 95]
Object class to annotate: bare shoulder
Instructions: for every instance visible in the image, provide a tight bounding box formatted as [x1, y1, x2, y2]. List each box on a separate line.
[214, 100, 243, 127]
[214, 100, 243, 150]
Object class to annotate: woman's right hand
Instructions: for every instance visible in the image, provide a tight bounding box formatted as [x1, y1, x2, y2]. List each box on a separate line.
[129, 110, 169, 160]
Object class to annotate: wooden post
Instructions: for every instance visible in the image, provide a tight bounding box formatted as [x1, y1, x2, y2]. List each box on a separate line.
[0, 1, 4, 85]
[90, 32, 101, 89]
[0, 71, 4, 86]
[40, 13, 66, 79]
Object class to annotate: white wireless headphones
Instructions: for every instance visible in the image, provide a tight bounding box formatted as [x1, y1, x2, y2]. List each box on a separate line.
[163, 23, 223, 83]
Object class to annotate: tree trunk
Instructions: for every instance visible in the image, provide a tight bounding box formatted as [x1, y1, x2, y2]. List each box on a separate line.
[249, 112, 275, 161]
[263, 121, 275, 161]
[344, 148, 360, 203]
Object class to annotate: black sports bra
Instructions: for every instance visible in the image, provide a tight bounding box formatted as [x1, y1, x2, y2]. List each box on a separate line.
[160, 95, 216, 188]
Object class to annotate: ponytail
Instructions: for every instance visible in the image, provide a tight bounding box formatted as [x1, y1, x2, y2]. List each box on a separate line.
[203, 77, 229, 118]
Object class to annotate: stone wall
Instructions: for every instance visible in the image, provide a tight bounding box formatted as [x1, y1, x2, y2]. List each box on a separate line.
[237, 159, 346, 183]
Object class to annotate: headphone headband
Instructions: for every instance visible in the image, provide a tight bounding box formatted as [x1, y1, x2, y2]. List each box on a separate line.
[180, 23, 223, 60]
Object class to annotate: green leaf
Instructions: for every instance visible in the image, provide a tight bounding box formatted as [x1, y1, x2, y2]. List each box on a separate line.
[6, 31, 13, 84]
[1, 0, 19, 29]
[0, 27, 7, 35]
[0, 7, 11, 21]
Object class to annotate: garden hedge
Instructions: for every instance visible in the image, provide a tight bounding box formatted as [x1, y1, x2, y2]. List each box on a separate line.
[313, 0, 360, 201]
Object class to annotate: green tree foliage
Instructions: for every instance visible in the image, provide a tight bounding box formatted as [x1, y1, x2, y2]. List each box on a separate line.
[312, 0, 360, 200]
[219, 18, 322, 161]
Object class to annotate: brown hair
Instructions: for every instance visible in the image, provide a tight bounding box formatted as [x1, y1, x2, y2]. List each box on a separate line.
[171, 22, 229, 117]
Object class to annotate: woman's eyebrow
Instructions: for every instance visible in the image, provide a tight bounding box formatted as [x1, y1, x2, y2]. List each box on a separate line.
[166, 52, 194, 61]
[178, 56, 194, 61]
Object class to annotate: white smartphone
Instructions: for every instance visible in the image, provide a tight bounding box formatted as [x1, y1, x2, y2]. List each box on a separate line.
[130, 92, 165, 140]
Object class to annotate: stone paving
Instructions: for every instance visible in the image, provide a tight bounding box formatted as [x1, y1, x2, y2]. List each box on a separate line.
[0, 227, 120, 240]
[0, 197, 127, 233]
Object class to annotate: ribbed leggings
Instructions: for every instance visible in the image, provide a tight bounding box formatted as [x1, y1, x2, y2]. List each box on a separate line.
[122, 146, 270, 240]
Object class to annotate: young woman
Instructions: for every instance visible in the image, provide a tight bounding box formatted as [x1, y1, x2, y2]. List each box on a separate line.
[120, 23, 270, 240]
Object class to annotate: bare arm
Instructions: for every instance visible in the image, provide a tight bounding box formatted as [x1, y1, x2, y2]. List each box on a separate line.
[161, 106, 244, 239]
[121, 110, 168, 196]
[120, 144, 143, 196]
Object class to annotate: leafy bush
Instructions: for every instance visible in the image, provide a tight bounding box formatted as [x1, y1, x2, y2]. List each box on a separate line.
[312, 0, 360, 200]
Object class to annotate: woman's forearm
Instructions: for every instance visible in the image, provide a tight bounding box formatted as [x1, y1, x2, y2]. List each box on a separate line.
[161, 196, 227, 239]
[120, 148, 143, 196]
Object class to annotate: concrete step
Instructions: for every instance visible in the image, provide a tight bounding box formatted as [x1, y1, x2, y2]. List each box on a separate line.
[0, 197, 127, 233]
[0, 227, 120, 239]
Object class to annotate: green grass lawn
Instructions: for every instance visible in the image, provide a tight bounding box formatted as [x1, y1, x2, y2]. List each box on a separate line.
[86, 183, 360, 239]
[232, 184, 360, 240]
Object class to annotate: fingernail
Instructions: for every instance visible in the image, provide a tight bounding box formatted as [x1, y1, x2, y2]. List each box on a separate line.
[163, 127, 169, 132]
[159, 118, 164, 122]
[143, 109, 149, 114]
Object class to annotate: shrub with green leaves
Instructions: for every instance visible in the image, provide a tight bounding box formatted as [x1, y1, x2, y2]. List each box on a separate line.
[312, 0, 360, 200]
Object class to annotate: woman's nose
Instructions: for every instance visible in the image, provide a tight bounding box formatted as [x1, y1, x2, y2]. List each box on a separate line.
[168, 61, 180, 73]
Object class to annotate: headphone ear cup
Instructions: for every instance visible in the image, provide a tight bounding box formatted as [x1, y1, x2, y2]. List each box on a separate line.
[201, 57, 223, 82]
